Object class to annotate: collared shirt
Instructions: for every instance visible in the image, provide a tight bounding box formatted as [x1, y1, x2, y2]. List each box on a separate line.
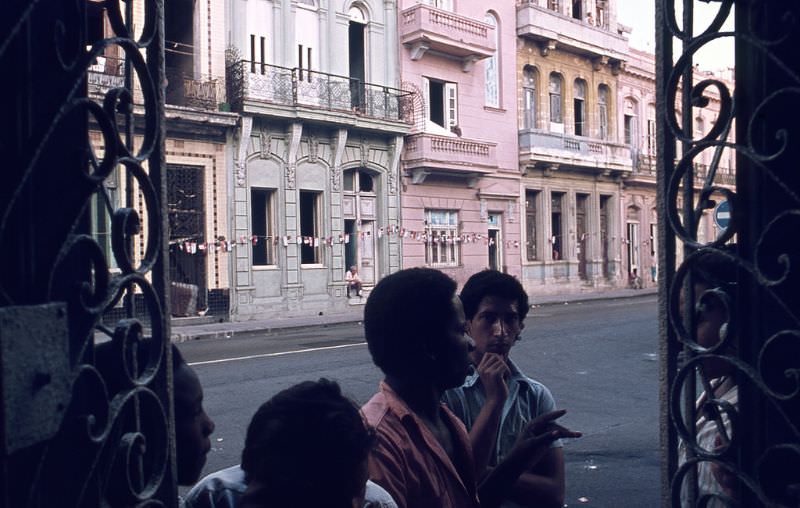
[362, 381, 481, 508]
[443, 359, 561, 465]
[678, 382, 738, 507]
[181, 465, 397, 508]
[443, 360, 560, 508]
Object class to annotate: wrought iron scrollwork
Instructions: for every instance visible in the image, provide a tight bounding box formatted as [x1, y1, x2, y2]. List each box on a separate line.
[660, 1, 800, 506]
[0, 0, 173, 506]
[225, 57, 414, 123]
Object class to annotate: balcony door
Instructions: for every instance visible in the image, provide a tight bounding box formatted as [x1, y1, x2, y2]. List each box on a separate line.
[165, 0, 195, 105]
[488, 214, 502, 271]
[600, 195, 610, 278]
[348, 6, 367, 110]
[577, 194, 588, 280]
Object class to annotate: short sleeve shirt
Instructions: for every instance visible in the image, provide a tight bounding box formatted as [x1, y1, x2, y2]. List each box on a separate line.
[443, 358, 562, 466]
[362, 382, 480, 508]
[443, 360, 560, 508]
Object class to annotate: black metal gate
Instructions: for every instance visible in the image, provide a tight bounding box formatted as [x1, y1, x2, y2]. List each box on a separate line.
[1, 0, 176, 506]
[168, 164, 207, 314]
[658, 1, 800, 506]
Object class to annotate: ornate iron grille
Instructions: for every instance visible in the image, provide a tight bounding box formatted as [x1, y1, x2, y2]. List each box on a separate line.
[225, 58, 414, 123]
[658, 1, 800, 506]
[168, 164, 207, 313]
[0, 0, 174, 506]
[165, 66, 220, 110]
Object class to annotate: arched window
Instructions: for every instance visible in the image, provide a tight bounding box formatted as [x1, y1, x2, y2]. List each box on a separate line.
[484, 13, 500, 108]
[348, 3, 368, 109]
[348, 4, 367, 23]
[573, 78, 587, 136]
[523, 66, 538, 129]
[549, 73, 563, 127]
[598, 84, 610, 140]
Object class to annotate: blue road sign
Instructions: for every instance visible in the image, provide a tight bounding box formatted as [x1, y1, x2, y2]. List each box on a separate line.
[714, 200, 731, 230]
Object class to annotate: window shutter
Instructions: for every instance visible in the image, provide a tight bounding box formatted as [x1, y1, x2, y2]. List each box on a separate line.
[422, 77, 431, 121]
[445, 82, 458, 127]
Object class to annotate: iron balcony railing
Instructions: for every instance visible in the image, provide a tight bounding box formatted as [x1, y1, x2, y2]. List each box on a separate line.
[632, 156, 736, 187]
[227, 60, 414, 123]
[88, 55, 224, 109]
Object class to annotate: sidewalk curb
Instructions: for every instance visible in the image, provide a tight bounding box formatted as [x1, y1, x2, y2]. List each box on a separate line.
[171, 288, 657, 342]
[171, 315, 363, 343]
[529, 287, 657, 307]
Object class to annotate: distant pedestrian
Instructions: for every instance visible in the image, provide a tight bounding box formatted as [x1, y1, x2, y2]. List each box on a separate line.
[443, 269, 567, 508]
[651, 255, 658, 283]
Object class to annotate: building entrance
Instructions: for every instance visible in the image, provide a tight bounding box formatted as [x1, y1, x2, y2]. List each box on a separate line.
[343, 168, 378, 285]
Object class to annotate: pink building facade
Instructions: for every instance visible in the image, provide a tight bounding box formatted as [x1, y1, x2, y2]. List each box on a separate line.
[397, 0, 522, 285]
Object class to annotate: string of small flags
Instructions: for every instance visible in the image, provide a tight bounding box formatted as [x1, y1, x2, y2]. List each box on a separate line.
[169, 229, 651, 255]
[167, 226, 527, 255]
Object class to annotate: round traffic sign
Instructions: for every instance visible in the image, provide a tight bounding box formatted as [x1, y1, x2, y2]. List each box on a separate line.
[714, 200, 731, 230]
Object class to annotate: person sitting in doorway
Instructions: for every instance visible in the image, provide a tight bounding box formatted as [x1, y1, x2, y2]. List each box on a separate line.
[347, 265, 363, 298]
[629, 267, 643, 289]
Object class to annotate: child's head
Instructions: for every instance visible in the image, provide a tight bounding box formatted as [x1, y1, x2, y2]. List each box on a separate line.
[240, 379, 375, 508]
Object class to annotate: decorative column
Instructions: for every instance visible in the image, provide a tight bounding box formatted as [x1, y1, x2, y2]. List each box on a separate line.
[284, 122, 303, 293]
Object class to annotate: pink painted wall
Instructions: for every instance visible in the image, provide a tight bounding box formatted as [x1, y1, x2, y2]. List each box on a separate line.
[399, 0, 523, 283]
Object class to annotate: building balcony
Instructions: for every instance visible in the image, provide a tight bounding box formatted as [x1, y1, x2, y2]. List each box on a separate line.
[87, 56, 125, 98]
[628, 156, 737, 188]
[88, 55, 224, 110]
[227, 60, 413, 131]
[403, 133, 497, 186]
[519, 129, 631, 175]
[399, 4, 496, 71]
[629, 153, 657, 181]
[516, 0, 627, 66]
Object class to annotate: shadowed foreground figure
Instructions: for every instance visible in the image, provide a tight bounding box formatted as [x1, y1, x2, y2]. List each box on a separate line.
[677, 248, 741, 507]
[361, 267, 580, 508]
[183, 378, 396, 508]
[95, 342, 216, 487]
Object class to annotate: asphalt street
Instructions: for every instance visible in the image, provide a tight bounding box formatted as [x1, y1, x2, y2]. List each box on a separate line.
[178, 293, 660, 507]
